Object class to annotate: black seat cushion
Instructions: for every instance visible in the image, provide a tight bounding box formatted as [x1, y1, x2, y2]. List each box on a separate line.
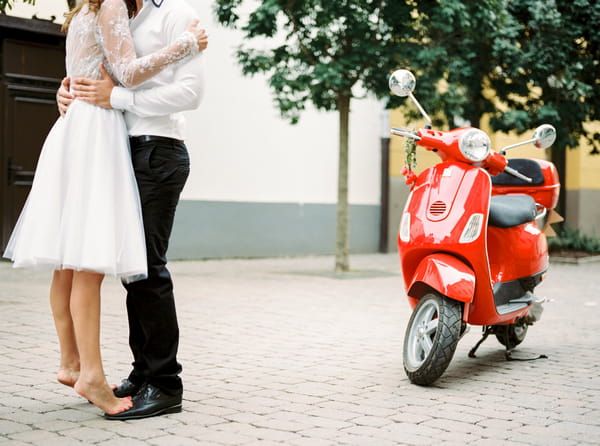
[488, 195, 537, 228]
[491, 159, 545, 186]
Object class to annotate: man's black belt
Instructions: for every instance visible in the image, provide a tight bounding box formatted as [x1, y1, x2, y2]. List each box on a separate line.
[130, 135, 184, 145]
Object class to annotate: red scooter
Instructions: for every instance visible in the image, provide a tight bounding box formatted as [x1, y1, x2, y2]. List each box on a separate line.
[389, 70, 559, 385]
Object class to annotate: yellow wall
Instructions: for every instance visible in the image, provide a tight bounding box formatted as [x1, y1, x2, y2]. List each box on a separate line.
[565, 123, 600, 190]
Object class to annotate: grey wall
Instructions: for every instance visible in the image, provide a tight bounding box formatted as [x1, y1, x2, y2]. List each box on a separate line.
[387, 177, 411, 253]
[168, 200, 381, 259]
[565, 189, 600, 236]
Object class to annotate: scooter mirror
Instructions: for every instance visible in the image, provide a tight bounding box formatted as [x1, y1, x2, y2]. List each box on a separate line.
[532, 124, 557, 149]
[389, 70, 416, 97]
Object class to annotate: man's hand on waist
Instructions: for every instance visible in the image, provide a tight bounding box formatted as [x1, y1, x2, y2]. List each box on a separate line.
[57, 77, 73, 117]
[71, 64, 115, 109]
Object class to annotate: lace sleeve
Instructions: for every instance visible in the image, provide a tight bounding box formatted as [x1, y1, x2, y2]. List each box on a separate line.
[96, 0, 199, 88]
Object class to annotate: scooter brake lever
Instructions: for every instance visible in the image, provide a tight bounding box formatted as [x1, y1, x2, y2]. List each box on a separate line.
[504, 166, 533, 183]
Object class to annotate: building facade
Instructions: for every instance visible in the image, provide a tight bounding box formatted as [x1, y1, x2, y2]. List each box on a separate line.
[6, 0, 385, 260]
[8, 0, 598, 259]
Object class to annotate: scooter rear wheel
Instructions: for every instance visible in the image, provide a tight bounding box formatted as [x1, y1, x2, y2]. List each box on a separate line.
[495, 323, 528, 349]
[403, 292, 462, 385]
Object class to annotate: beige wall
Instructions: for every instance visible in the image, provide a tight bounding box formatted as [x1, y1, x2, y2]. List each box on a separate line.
[6, 0, 68, 23]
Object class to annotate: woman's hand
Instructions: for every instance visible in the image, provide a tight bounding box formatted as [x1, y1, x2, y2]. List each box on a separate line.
[186, 19, 209, 52]
[57, 77, 73, 117]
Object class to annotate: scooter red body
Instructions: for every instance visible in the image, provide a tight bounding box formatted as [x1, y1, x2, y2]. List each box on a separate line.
[388, 69, 558, 385]
[394, 124, 558, 386]
[399, 133, 552, 327]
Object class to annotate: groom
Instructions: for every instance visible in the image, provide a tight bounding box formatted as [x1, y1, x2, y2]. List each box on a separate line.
[58, 0, 207, 420]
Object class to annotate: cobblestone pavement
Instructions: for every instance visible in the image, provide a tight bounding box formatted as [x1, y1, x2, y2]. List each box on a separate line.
[0, 254, 599, 446]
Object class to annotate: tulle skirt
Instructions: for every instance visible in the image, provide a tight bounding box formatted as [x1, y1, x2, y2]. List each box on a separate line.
[3, 100, 147, 283]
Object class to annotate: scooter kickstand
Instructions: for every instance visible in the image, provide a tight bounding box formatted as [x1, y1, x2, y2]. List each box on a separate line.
[468, 326, 493, 358]
[505, 347, 548, 361]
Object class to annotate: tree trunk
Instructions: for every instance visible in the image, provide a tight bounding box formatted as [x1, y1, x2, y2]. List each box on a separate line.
[335, 93, 351, 272]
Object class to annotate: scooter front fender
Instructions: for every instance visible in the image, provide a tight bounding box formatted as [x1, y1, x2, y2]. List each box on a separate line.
[408, 254, 475, 305]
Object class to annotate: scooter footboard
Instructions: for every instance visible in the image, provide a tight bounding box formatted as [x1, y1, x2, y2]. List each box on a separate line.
[408, 254, 475, 305]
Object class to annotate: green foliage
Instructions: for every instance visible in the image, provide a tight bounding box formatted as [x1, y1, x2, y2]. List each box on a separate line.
[394, 0, 599, 155]
[549, 227, 600, 254]
[0, 0, 35, 13]
[213, 0, 413, 123]
[389, 0, 513, 128]
[490, 0, 600, 154]
[215, 1, 599, 153]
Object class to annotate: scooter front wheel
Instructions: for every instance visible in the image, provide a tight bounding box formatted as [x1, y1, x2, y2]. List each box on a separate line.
[403, 292, 462, 385]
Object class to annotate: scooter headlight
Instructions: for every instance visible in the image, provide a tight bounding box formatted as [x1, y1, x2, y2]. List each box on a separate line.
[459, 129, 491, 162]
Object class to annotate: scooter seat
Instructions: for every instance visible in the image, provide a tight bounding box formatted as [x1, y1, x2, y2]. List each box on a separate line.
[488, 194, 537, 228]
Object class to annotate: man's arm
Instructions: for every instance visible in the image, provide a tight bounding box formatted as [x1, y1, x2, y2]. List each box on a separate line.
[110, 51, 205, 118]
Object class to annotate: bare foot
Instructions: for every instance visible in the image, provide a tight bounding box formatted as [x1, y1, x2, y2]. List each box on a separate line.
[57, 367, 80, 388]
[74, 379, 133, 415]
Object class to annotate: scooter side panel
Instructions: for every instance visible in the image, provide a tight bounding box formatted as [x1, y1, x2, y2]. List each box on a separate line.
[399, 163, 494, 313]
[487, 223, 548, 284]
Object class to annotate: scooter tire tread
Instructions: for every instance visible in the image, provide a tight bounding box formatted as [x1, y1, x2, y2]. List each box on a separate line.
[404, 293, 462, 386]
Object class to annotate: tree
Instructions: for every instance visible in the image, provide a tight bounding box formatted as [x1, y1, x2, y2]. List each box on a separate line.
[214, 0, 411, 272]
[391, 0, 513, 130]
[491, 0, 599, 154]
[491, 0, 600, 215]
[393, 0, 599, 215]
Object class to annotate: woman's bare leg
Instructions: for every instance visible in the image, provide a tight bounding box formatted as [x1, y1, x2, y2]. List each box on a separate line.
[50, 269, 80, 387]
[70, 271, 132, 414]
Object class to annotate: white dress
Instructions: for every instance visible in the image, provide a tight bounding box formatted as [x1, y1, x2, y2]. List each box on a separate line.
[3, 0, 198, 283]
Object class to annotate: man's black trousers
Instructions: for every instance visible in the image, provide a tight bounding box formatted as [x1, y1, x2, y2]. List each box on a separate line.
[123, 136, 190, 395]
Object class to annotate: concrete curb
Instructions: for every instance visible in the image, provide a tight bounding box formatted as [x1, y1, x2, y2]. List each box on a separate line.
[550, 254, 600, 264]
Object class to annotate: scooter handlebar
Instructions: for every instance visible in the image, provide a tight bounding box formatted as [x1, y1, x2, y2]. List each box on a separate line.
[391, 127, 421, 140]
[504, 165, 533, 183]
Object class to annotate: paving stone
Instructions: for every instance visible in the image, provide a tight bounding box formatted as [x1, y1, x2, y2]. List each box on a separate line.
[0, 254, 598, 446]
[0, 420, 30, 435]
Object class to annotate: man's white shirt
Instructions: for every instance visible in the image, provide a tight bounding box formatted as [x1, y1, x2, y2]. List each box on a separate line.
[110, 0, 205, 140]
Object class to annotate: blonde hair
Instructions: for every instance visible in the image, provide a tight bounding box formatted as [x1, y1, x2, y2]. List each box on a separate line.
[62, 0, 136, 33]
[62, 0, 103, 33]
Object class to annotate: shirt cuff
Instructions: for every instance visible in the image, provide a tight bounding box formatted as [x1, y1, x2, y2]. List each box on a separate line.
[110, 86, 134, 111]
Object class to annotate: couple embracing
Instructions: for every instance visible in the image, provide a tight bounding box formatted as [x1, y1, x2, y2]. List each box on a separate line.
[3, 0, 206, 420]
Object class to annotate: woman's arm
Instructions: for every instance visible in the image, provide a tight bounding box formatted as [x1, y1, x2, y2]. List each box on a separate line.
[96, 0, 202, 88]
[110, 52, 204, 117]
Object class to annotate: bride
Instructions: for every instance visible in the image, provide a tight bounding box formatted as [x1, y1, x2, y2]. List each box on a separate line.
[3, 0, 207, 415]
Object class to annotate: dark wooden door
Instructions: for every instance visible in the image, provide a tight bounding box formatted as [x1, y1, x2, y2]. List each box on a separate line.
[0, 16, 65, 251]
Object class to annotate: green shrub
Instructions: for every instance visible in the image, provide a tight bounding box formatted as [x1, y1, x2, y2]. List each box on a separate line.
[548, 227, 600, 254]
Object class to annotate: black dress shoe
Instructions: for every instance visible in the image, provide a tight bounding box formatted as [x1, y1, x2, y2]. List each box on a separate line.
[105, 383, 182, 420]
[113, 379, 143, 398]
